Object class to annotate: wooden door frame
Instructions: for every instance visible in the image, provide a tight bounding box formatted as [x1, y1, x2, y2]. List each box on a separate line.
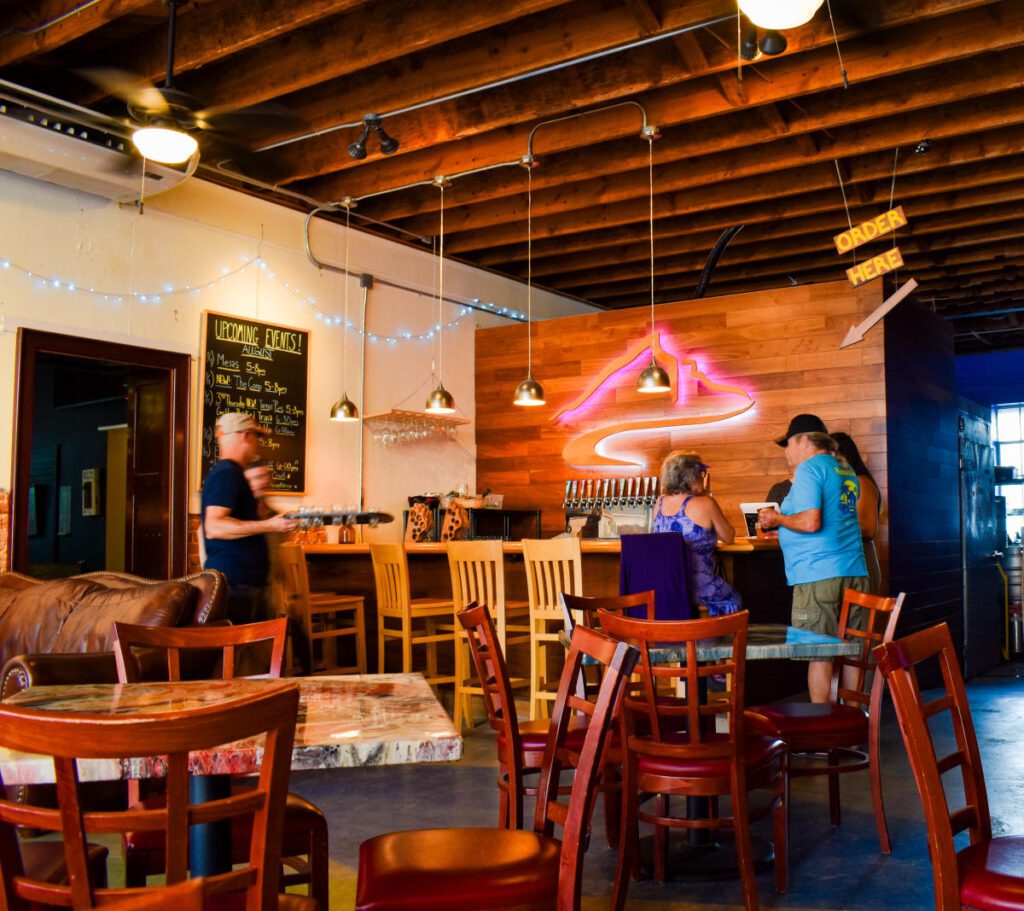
[10, 329, 191, 577]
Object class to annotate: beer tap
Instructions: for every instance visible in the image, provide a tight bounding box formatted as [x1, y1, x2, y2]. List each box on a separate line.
[650, 475, 659, 504]
[563, 480, 572, 510]
[640, 476, 651, 506]
[601, 478, 611, 509]
[569, 479, 579, 510]
[624, 477, 634, 508]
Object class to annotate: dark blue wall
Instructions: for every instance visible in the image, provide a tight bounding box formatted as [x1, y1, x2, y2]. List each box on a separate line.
[955, 350, 1024, 408]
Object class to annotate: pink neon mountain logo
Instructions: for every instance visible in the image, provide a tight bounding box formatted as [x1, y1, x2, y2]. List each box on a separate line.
[553, 332, 755, 468]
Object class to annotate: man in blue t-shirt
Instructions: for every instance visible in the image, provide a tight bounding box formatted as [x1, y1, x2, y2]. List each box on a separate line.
[202, 412, 296, 625]
[758, 414, 868, 702]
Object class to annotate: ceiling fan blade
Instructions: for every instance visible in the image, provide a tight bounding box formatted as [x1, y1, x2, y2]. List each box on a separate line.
[77, 67, 169, 115]
[191, 101, 305, 134]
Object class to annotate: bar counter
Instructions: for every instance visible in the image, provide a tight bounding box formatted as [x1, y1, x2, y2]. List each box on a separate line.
[303, 538, 782, 555]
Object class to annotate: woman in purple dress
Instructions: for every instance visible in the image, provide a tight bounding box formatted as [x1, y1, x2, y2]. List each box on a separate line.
[652, 452, 742, 616]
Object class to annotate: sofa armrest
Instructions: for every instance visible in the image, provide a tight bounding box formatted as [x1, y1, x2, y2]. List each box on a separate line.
[1, 653, 119, 699]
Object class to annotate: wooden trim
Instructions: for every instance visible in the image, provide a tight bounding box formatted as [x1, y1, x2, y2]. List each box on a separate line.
[10, 330, 190, 577]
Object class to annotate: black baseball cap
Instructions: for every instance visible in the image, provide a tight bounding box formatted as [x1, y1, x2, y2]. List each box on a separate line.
[775, 413, 828, 446]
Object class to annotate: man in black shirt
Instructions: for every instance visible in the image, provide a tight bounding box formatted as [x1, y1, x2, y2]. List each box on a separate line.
[202, 412, 296, 624]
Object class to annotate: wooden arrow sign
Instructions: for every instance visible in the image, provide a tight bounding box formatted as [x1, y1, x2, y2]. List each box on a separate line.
[839, 278, 918, 349]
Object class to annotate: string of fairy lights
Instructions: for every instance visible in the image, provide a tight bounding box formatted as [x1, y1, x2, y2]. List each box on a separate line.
[0, 252, 527, 345]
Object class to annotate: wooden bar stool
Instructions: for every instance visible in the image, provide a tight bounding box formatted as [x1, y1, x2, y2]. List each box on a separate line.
[447, 539, 530, 732]
[370, 542, 455, 686]
[522, 537, 583, 720]
[278, 544, 367, 675]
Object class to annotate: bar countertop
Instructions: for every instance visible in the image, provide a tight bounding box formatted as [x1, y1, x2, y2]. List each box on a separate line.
[303, 538, 781, 555]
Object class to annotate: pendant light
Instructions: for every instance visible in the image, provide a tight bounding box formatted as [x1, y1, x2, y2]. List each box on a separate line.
[426, 178, 457, 415]
[637, 130, 671, 395]
[737, 0, 823, 30]
[132, 126, 197, 164]
[513, 157, 546, 407]
[330, 200, 359, 422]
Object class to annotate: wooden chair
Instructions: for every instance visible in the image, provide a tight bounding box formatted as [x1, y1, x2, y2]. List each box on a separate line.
[370, 542, 455, 686]
[0, 683, 313, 911]
[354, 622, 639, 911]
[522, 537, 583, 720]
[745, 589, 906, 853]
[599, 609, 788, 911]
[112, 619, 328, 910]
[278, 543, 367, 675]
[875, 622, 1024, 911]
[447, 540, 530, 732]
[106, 878, 205, 910]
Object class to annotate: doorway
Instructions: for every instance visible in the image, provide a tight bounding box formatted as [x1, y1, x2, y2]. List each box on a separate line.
[11, 330, 190, 578]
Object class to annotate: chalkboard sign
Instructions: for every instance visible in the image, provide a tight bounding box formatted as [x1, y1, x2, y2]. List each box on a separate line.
[199, 311, 309, 494]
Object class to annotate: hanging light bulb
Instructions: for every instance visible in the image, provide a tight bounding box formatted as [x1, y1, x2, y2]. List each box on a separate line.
[637, 131, 671, 395]
[737, 0, 823, 30]
[132, 125, 197, 164]
[513, 158, 546, 407]
[330, 201, 359, 422]
[426, 178, 458, 415]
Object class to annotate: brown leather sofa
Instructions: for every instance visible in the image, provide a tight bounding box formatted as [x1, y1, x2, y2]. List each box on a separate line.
[0, 569, 226, 698]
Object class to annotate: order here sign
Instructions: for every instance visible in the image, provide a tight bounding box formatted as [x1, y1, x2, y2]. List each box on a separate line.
[834, 206, 908, 254]
[846, 247, 904, 287]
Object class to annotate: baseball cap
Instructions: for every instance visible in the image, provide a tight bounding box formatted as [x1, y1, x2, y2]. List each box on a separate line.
[216, 412, 268, 436]
[775, 413, 828, 447]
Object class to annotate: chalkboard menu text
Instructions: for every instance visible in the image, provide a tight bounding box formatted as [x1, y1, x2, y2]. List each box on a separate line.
[199, 311, 309, 493]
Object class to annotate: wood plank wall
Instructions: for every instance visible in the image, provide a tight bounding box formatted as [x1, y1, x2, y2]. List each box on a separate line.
[475, 280, 890, 585]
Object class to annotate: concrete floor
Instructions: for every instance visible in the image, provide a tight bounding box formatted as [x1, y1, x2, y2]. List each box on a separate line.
[288, 662, 1024, 910]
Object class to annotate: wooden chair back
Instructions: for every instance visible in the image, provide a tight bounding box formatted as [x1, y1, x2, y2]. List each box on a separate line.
[832, 589, 906, 710]
[448, 540, 510, 645]
[277, 542, 315, 617]
[874, 622, 990, 910]
[522, 538, 583, 624]
[457, 601, 524, 827]
[598, 610, 749, 758]
[113, 618, 287, 682]
[560, 591, 655, 636]
[0, 683, 299, 911]
[534, 624, 638, 909]
[106, 878, 205, 911]
[370, 543, 412, 620]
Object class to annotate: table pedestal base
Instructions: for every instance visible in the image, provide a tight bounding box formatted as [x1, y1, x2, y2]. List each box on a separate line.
[189, 774, 232, 877]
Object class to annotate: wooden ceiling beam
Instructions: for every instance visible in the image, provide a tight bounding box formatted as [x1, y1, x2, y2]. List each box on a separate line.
[570, 219, 1024, 300]
[349, 22, 1024, 225]
[392, 86, 1024, 237]
[72, 0, 371, 100]
[294, 0, 1005, 197]
[444, 122, 1024, 254]
[251, 0, 715, 156]
[158, 0, 577, 113]
[549, 200, 1024, 291]
[523, 183, 1024, 281]
[0, 0, 151, 69]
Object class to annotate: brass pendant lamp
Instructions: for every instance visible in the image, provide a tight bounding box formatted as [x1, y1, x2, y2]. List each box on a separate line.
[330, 201, 360, 422]
[426, 178, 457, 415]
[637, 128, 671, 394]
[513, 157, 546, 407]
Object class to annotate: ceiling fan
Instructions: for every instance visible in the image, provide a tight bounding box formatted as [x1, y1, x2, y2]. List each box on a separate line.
[82, 0, 301, 165]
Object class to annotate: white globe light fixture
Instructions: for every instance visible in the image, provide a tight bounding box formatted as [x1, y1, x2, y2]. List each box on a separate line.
[131, 126, 198, 164]
[737, 0, 824, 30]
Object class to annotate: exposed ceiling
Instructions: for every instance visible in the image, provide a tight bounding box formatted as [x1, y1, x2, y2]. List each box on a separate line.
[2, 0, 1022, 353]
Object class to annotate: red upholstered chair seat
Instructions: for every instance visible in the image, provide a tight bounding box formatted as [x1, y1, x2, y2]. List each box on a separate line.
[636, 733, 785, 779]
[124, 787, 325, 873]
[499, 716, 588, 755]
[958, 836, 1024, 910]
[745, 702, 868, 750]
[356, 828, 561, 911]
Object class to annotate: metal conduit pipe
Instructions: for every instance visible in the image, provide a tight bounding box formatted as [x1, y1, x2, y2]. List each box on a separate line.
[256, 14, 732, 153]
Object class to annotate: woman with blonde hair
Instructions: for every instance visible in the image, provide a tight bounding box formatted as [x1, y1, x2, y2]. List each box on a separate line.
[652, 451, 741, 616]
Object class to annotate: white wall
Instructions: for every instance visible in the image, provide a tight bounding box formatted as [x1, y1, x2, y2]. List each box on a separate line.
[0, 169, 593, 541]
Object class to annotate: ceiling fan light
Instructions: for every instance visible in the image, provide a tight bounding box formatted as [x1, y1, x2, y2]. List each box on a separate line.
[330, 393, 359, 422]
[737, 0, 823, 30]
[512, 374, 546, 407]
[425, 382, 456, 414]
[636, 358, 671, 394]
[131, 126, 197, 164]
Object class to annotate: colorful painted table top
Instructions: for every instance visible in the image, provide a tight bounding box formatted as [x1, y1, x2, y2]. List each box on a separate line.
[0, 673, 462, 785]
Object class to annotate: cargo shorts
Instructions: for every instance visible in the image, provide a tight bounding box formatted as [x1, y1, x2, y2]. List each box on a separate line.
[791, 575, 871, 651]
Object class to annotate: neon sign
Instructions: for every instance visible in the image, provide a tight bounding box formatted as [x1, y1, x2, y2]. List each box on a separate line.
[554, 332, 755, 468]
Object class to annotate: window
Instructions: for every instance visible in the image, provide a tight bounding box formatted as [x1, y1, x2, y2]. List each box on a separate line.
[993, 403, 1024, 544]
